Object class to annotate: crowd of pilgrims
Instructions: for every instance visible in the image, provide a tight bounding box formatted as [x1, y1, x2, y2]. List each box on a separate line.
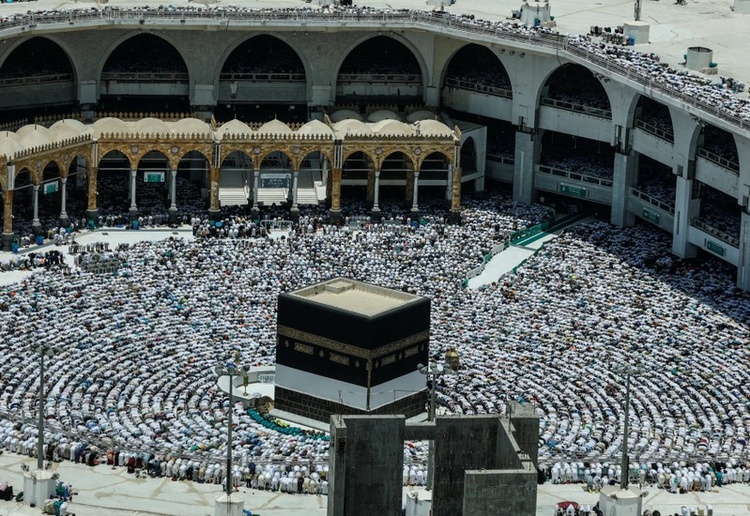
[0, 191, 746, 496]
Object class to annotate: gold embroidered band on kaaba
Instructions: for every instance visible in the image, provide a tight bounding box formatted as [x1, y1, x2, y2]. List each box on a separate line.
[278, 324, 429, 360]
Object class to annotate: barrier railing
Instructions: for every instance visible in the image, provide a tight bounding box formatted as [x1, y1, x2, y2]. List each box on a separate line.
[635, 119, 674, 143]
[219, 72, 306, 81]
[692, 218, 740, 248]
[697, 147, 740, 174]
[629, 187, 675, 216]
[540, 97, 611, 119]
[509, 221, 550, 245]
[537, 164, 614, 187]
[337, 73, 422, 83]
[101, 71, 189, 82]
[0, 73, 73, 86]
[444, 77, 512, 99]
[486, 154, 515, 165]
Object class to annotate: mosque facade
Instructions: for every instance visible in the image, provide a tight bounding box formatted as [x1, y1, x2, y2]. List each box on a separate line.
[0, 7, 748, 290]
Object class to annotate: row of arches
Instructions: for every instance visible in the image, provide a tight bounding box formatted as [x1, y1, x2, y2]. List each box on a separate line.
[1, 131, 459, 238]
[5, 30, 743, 162]
[0, 34, 615, 116]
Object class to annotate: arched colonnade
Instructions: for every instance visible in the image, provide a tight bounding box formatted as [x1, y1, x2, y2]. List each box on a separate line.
[0, 116, 461, 247]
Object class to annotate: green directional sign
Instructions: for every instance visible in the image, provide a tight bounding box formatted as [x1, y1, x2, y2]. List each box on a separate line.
[642, 209, 660, 225]
[43, 182, 59, 195]
[559, 183, 587, 198]
[705, 239, 725, 257]
[144, 172, 165, 183]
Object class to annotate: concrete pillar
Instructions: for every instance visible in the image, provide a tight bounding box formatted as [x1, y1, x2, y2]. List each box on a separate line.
[610, 151, 637, 227]
[329, 167, 342, 223]
[411, 171, 420, 215]
[169, 168, 178, 223]
[208, 166, 221, 221]
[32, 184, 41, 234]
[129, 169, 138, 218]
[59, 177, 69, 227]
[474, 175, 485, 193]
[513, 131, 539, 204]
[738, 211, 750, 291]
[672, 174, 699, 258]
[371, 170, 381, 220]
[86, 165, 99, 222]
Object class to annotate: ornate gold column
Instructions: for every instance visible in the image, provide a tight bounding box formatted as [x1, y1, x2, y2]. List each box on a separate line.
[3, 189, 13, 236]
[450, 166, 462, 223]
[209, 165, 221, 219]
[86, 165, 98, 220]
[329, 167, 342, 223]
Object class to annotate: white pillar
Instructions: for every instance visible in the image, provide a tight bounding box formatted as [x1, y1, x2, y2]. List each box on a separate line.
[411, 171, 420, 212]
[252, 169, 260, 210]
[129, 169, 137, 210]
[373, 170, 381, 211]
[170, 169, 177, 211]
[214, 493, 244, 516]
[59, 177, 68, 222]
[23, 470, 57, 508]
[32, 184, 40, 229]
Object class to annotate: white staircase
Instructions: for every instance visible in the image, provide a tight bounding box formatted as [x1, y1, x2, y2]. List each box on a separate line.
[296, 170, 319, 206]
[258, 188, 289, 206]
[219, 170, 249, 207]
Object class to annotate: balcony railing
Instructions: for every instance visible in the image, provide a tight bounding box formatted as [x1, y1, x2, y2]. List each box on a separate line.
[697, 148, 740, 174]
[486, 154, 515, 165]
[337, 73, 422, 83]
[219, 72, 306, 82]
[537, 164, 613, 187]
[629, 187, 675, 215]
[101, 72, 189, 82]
[541, 97, 612, 119]
[692, 218, 740, 248]
[444, 77, 512, 99]
[635, 119, 674, 143]
[0, 73, 73, 87]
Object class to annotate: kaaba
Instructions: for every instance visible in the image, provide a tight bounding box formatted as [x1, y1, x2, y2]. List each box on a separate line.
[275, 278, 430, 423]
